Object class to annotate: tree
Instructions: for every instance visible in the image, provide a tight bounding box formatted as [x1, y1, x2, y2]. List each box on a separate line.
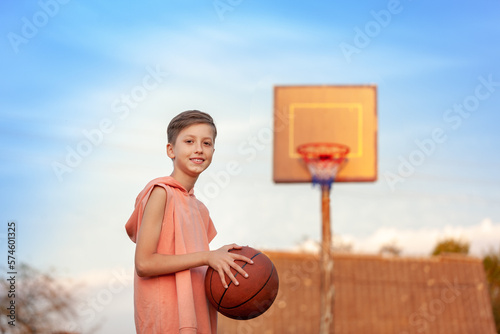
[0, 263, 80, 334]
[379, 240, 402, 256]
[431, 237, 470, 256]
[483, 247, 500, 333]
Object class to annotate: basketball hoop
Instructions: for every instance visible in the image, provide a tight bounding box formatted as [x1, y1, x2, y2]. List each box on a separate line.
[297, 142, 350, 333]
[297, 143, 350, 189]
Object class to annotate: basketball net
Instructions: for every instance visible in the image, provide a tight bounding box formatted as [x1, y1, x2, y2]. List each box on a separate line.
[297, 143, 350, 190]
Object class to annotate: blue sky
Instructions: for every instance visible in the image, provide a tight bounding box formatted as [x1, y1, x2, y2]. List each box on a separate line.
[1, 0, 500, 332]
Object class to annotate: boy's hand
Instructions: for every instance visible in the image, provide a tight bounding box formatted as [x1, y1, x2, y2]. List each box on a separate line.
[207, 244, 254, 289]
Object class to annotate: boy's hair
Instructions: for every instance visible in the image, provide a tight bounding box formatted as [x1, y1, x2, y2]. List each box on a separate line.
[167, 110, 217, 144]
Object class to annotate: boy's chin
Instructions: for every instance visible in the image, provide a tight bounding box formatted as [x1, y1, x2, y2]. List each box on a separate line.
[190, 161, 210, 170]
[187, 166, 209, 175]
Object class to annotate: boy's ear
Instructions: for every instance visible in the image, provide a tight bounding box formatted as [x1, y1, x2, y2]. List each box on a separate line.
[166, 143, 175, 159]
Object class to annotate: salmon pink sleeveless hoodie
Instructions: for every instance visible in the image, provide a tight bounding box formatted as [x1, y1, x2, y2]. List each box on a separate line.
[125, 176, 217, 333]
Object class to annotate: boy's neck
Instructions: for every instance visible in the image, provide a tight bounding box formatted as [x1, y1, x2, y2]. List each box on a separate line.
[170, 172, 198, 193]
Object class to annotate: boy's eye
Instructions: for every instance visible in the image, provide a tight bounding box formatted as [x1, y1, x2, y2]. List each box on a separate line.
[185, 140, 193, 143]
[204, 141, 213, 146]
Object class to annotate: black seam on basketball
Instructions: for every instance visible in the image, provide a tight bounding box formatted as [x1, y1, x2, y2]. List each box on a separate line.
[216, 252, 263, 309]
[217, 285, 229, 310]
[220, 261, 275, 310]
[236, 252, 261, 276]
[229, 251, 261, 278]
[208, 269, 221, 311]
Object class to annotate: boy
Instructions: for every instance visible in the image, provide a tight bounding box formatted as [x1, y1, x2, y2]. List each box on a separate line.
[125, 110, 252, 333]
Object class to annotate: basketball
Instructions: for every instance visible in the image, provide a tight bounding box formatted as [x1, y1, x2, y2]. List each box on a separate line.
[205, 246, 279, 320]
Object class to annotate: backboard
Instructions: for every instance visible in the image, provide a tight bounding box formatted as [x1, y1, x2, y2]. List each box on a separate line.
[273, 85, 377, 183]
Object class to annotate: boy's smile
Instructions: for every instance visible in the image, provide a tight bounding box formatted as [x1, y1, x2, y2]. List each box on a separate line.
[190, 157, 205, 164]
[167, 123, 215, 189]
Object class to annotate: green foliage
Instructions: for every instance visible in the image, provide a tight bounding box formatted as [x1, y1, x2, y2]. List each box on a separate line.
[483, 247, 500, 333]
[431, 238, 470, 256]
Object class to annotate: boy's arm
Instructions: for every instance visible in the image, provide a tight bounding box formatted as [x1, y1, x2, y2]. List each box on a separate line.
[134, 186, 252, 287]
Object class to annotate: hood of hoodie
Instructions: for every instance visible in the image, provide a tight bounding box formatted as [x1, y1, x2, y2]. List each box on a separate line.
[125, 176, 194, 243]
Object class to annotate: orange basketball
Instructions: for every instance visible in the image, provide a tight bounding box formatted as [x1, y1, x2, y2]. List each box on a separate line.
[205, 246, 279, 320]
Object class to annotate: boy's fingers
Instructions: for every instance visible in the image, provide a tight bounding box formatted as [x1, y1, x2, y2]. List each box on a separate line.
[226, 255, 253, 279]
[224, 243, 242, 252]
[217, 270, 229, 289]
[222, 244, 240, 252]
[217, 265, 242, 288]
[232, 254, 254, 264]
[224, 268, 239, 286]
[231, 263, 249, 279]
[218, 264, 246, 287]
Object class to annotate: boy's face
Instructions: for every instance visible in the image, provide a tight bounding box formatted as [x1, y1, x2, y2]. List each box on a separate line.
[166, 123, 215, 178]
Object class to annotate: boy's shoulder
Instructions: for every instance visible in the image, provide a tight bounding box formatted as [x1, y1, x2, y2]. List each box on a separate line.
[143, 176, 202, 199]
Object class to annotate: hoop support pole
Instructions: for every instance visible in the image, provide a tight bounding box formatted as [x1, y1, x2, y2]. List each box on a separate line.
[319, 185, 334, 334]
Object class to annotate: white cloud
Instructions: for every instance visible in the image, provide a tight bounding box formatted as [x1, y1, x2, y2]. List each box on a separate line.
[291, 218, 500, 257]
[341, 218, 500, 256]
